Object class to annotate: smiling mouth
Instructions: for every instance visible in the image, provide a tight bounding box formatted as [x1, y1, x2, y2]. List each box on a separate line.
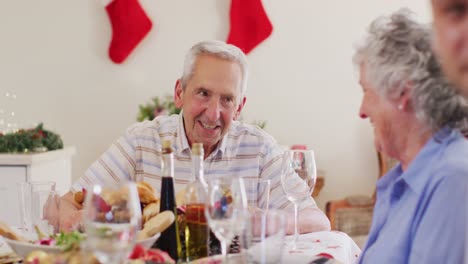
[199, 121, 220, 130]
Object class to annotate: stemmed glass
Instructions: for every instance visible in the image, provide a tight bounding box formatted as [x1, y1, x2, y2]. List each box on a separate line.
[280, 149, 317, 250]
[205, 177, 248, 263]
[83, 181, 142, 264]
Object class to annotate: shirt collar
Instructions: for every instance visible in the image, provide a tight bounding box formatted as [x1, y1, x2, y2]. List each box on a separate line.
[376, 164, 402, 193]
[399, 126, 457, 194]
[215, 121, 236, 157]
[206, 122, 234, 160]
[176, 112, 191, 154]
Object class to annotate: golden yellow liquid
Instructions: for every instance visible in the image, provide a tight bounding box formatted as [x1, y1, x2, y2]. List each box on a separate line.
[185, 203, 209, 261]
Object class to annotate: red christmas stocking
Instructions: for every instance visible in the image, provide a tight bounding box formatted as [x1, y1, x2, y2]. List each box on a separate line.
[105, 0, 153, 64]
[226, 0, 273, 54]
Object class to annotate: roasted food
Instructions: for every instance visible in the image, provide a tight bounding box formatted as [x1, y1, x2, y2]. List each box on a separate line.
[137, 181, 158, 205]
[142, 202, 160, 224]
[138, 210, 175, 240]
[175, 187, 186, 208]
[73, 190, 85, 205]
[0, 220, 27, 242]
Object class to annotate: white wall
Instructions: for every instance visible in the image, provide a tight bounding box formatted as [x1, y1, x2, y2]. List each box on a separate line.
[0, 0, 431, 209]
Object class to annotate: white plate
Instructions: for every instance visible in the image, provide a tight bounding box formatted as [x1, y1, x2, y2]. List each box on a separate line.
[3, 238, 63, 258]
[194, 253, 244, 263]
[3, 233, 160, 258]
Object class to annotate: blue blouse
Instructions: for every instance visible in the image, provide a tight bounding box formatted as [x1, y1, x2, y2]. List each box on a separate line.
[359, 128, 468, 264]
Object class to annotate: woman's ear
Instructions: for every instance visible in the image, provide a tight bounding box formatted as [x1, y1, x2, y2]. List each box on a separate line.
[397, 83, 412, 112]
[174, 79, 184, 108]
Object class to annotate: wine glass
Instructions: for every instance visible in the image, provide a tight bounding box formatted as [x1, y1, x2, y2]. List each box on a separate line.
[205, 177, 248, 263]
[280, 149, 317, 250]
[82, 181, 142, 264]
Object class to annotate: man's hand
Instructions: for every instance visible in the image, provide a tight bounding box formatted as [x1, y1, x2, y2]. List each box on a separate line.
[58, 192, 84, 232]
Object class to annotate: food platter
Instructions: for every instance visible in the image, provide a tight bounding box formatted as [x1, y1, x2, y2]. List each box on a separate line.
[3, 233, 160, 258]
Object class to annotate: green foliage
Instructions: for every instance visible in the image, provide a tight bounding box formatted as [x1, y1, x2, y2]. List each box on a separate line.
[53, 231, 85, 252]
[0, 123, 63, 153]
[253, 120, 267, 129]
[137, 95, 181, 122]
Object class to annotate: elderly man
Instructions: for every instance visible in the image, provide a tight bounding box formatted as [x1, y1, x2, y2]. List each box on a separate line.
[355, 9, 468, 263]
[431, 0, 468, 98]
[58, 40, 330, 234]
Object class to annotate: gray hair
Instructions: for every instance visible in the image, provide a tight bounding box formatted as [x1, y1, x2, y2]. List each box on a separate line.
[180, 40, 249, 101]
[353, 9, 468, 133]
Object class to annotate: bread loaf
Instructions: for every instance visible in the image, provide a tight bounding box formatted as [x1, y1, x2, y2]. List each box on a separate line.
[0, 221, 27, 242]
[139, 210, 175, 240]
[142, 202, 160, 224]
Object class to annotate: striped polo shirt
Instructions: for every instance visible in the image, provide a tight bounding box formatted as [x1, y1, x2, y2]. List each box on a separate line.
[72, 114, 317, 211]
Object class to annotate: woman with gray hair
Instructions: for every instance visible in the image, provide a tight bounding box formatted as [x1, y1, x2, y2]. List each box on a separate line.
[354, 9, 468, 263]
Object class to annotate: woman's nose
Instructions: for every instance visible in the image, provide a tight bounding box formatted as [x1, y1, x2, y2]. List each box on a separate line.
[359, 103, 368, 119]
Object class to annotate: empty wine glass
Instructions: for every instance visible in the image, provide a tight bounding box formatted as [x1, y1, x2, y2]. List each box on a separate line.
[280, 149, 317, 250]
[83, 181, 141, 264]
[243, 178, 270, 214]
[205, 177, 248, 263]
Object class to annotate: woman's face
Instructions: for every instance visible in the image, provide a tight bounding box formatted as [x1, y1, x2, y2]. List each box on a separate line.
[358, 66, 402, 157]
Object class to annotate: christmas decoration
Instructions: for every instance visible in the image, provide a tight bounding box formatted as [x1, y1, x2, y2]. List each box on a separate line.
[0, 91, 18, 134]
[105, 0, 153, 63]
[137, 95, 181, 122]
[226, 0, 273, 54]
[0, 123, 63, 153]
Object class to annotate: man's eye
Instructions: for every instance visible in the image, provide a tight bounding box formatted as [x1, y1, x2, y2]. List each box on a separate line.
[223, 97, 234, 103]
[198, 91, 208, 97]
[445, 3, 467, 19]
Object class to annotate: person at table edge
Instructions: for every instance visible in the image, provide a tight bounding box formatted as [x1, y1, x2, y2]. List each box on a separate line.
[57, 40, 331, 234]
[431, 0, 468, 100]
[355, 9, 468, 263]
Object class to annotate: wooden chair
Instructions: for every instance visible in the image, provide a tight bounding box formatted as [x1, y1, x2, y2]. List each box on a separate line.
[325, 151, 397, 246]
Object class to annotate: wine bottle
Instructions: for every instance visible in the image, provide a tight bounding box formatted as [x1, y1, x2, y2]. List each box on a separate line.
[155, 140, 181, 261]
[184, 143, 209, 261]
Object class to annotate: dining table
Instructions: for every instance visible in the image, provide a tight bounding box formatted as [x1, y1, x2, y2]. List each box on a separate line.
[0, 230, 361, 264]
[281, 231, 361, 263]
[195, 231, 361, 264]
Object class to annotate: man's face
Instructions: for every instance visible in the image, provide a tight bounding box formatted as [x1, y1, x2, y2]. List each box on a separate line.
[432, 0, 468, 98]
[358, 66, 400, 157]
[175, 54, 245, 155]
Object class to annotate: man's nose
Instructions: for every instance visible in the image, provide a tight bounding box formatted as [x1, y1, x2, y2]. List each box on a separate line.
[205, 99, 221, 121]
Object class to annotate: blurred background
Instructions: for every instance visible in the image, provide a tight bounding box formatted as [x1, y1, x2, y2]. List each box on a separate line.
[0, 0, 431, 209]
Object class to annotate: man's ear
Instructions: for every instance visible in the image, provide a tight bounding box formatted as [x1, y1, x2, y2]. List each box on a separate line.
[174, 79, 184, 108]
[234, 96, 247, 120]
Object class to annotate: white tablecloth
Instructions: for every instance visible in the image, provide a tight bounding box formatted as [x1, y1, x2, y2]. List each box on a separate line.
[283, 231, 361, 264]
[195, 231, 361, 264]
[0, 231, 361, 263]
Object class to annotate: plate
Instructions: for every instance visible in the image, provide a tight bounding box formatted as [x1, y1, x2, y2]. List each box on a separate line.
[3, 238, 63, 258]
[3, 233, 160, 258]
[193, 253, 244, 264]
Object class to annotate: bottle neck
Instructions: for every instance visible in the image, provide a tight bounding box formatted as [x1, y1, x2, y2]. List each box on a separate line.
[192, 154, 205, 185]
[161, 152, 174, 178]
